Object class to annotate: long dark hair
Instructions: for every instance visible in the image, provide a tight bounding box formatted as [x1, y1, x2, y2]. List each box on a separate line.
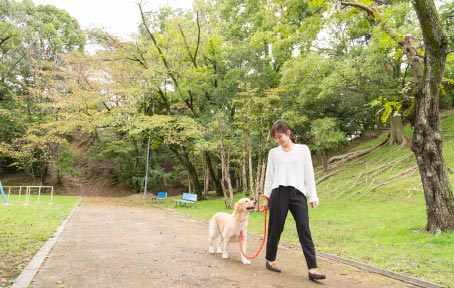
[270, 120, 296, 143]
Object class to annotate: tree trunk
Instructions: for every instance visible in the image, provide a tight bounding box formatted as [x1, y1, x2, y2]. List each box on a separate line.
[241, 149, 248, 191]
[40, 164, 48, 185]
[219, 148, 231, 209]
[255, 158, 267, 209]
[248, 134, 254, 195]
[188, 173, 192, 193]
[202, 153, 209, 196]
[226, 151, 234, 207]
[169, 146, 202, 199]
[183, 151, 201, 199]
[451, 93, 454, 109]
[411, 0, 454, 232]
[217, 116, 233, 209]
[389, 112, 408, 146]
[322, 151, 328, 173]
[340, 0, 454, 232]
[205, 151, 223, 197]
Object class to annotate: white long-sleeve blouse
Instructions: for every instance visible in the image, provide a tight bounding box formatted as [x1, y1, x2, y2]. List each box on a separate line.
[263, 144, 319, 203]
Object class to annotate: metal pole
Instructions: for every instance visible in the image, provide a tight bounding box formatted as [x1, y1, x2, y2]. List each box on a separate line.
[25, 186, 30, 205]
[0, 181, 8, 205]
[50, 186, 53, 205]
[143, 136, 151, 195]
[37, 187, 41, 203]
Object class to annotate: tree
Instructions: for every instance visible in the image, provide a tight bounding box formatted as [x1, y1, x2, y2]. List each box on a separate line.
[0, 0, 85, 178]
[211, 112, 234, 208]
[338, 0, 454, 232]
[311, 117, 346, 173]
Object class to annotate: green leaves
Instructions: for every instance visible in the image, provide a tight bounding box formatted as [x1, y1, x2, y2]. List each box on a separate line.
[128, 115, 202, 146]
[310, 117, 346, 153]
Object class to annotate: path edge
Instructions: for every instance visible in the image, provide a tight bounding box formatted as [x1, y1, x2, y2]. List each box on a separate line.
[287, 244, 445, 288]
[162, 206, 446, 288]
[11, 198, 82, 288]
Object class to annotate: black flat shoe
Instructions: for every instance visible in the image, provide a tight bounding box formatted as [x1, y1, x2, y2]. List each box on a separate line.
[308, 271, 326, 280]
[266, 261, 281, 273]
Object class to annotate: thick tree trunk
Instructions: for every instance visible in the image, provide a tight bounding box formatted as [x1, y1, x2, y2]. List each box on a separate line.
[183, 151, 202, 199]
[341, 0, 454, 232]
[205, 151, 223, 197]
[411, 0, 454, 232]
[389, 113, 408, 146]
[169, 146, 202, 199]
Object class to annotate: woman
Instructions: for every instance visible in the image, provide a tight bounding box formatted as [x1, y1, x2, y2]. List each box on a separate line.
[263, 119, 325, 281]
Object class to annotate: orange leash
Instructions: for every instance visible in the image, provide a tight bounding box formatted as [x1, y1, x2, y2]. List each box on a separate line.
[239, 205, 267, 260]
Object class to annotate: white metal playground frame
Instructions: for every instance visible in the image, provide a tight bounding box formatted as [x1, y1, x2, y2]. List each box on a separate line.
[2, 185, 54, 205]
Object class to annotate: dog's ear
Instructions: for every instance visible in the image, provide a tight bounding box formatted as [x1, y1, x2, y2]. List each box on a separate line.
[235, 200, 243, 214]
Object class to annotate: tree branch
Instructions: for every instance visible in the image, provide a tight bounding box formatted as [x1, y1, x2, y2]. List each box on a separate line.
[339, 1, 423, 80]
[0, 35, 12, 47]
[194, 10, 201, 63]
[139, 1, 199, 117]
[102, 101, 111, 111]
[138, 2, 179, 88]
[178, 23, 197, 67]
[340, 1, 379, 18]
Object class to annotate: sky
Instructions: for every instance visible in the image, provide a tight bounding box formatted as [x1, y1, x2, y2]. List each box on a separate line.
[31, 0, 194, 39]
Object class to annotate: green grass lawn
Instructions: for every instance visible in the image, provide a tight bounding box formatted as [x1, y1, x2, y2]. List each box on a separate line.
[162, 113, 454, 287]
[0, 195, 79, 287]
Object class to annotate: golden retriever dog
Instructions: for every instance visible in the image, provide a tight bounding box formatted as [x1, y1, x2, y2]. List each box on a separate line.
[208, 198, 257, 264]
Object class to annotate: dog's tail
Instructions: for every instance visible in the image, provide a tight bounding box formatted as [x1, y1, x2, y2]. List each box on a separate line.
[208, 216, 217, 233]
[208, 215, 220, 240]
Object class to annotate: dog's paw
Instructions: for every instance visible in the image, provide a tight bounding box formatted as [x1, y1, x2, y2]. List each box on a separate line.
[208, 247, 215, 254]
[242, 259, 251, 265]
[216, 249, 223, 254]
[222, 253, 229, 259]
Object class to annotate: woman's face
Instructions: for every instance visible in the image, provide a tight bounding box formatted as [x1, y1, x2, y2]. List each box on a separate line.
[273, 131, 291, 147]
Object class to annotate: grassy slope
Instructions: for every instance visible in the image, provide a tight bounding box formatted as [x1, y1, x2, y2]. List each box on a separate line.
[169, 112, 454, 287]
[0, 195, 79, 286]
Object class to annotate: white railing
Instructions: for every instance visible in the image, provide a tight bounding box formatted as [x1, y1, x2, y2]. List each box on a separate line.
[2, 186, 54, 205]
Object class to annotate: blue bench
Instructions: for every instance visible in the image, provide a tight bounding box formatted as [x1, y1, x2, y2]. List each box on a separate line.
[152, 191, 167, 203]
[174, 192, 197, 207]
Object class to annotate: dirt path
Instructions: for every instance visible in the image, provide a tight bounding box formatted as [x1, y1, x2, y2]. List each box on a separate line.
[31, 200, 417, 288]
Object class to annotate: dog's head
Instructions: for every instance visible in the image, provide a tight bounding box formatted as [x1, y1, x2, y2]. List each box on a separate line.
[234, 198, 257, 214]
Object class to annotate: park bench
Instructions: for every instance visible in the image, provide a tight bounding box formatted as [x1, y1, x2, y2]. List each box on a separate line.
[151, 191, 167, 203]
[174, 192, 197, 207]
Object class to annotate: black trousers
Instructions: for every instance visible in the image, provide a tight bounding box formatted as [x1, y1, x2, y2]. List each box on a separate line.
[266, 186, 317, 269]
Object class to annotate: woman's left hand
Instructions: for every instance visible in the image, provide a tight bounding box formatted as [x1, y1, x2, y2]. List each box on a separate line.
[311, 202, 319, 209]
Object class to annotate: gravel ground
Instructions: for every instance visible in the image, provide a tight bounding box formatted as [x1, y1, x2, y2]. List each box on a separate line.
[30, 199, 417, 288]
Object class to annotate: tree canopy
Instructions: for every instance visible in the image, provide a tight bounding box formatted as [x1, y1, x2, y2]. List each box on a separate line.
[1, 0, 453, 230]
